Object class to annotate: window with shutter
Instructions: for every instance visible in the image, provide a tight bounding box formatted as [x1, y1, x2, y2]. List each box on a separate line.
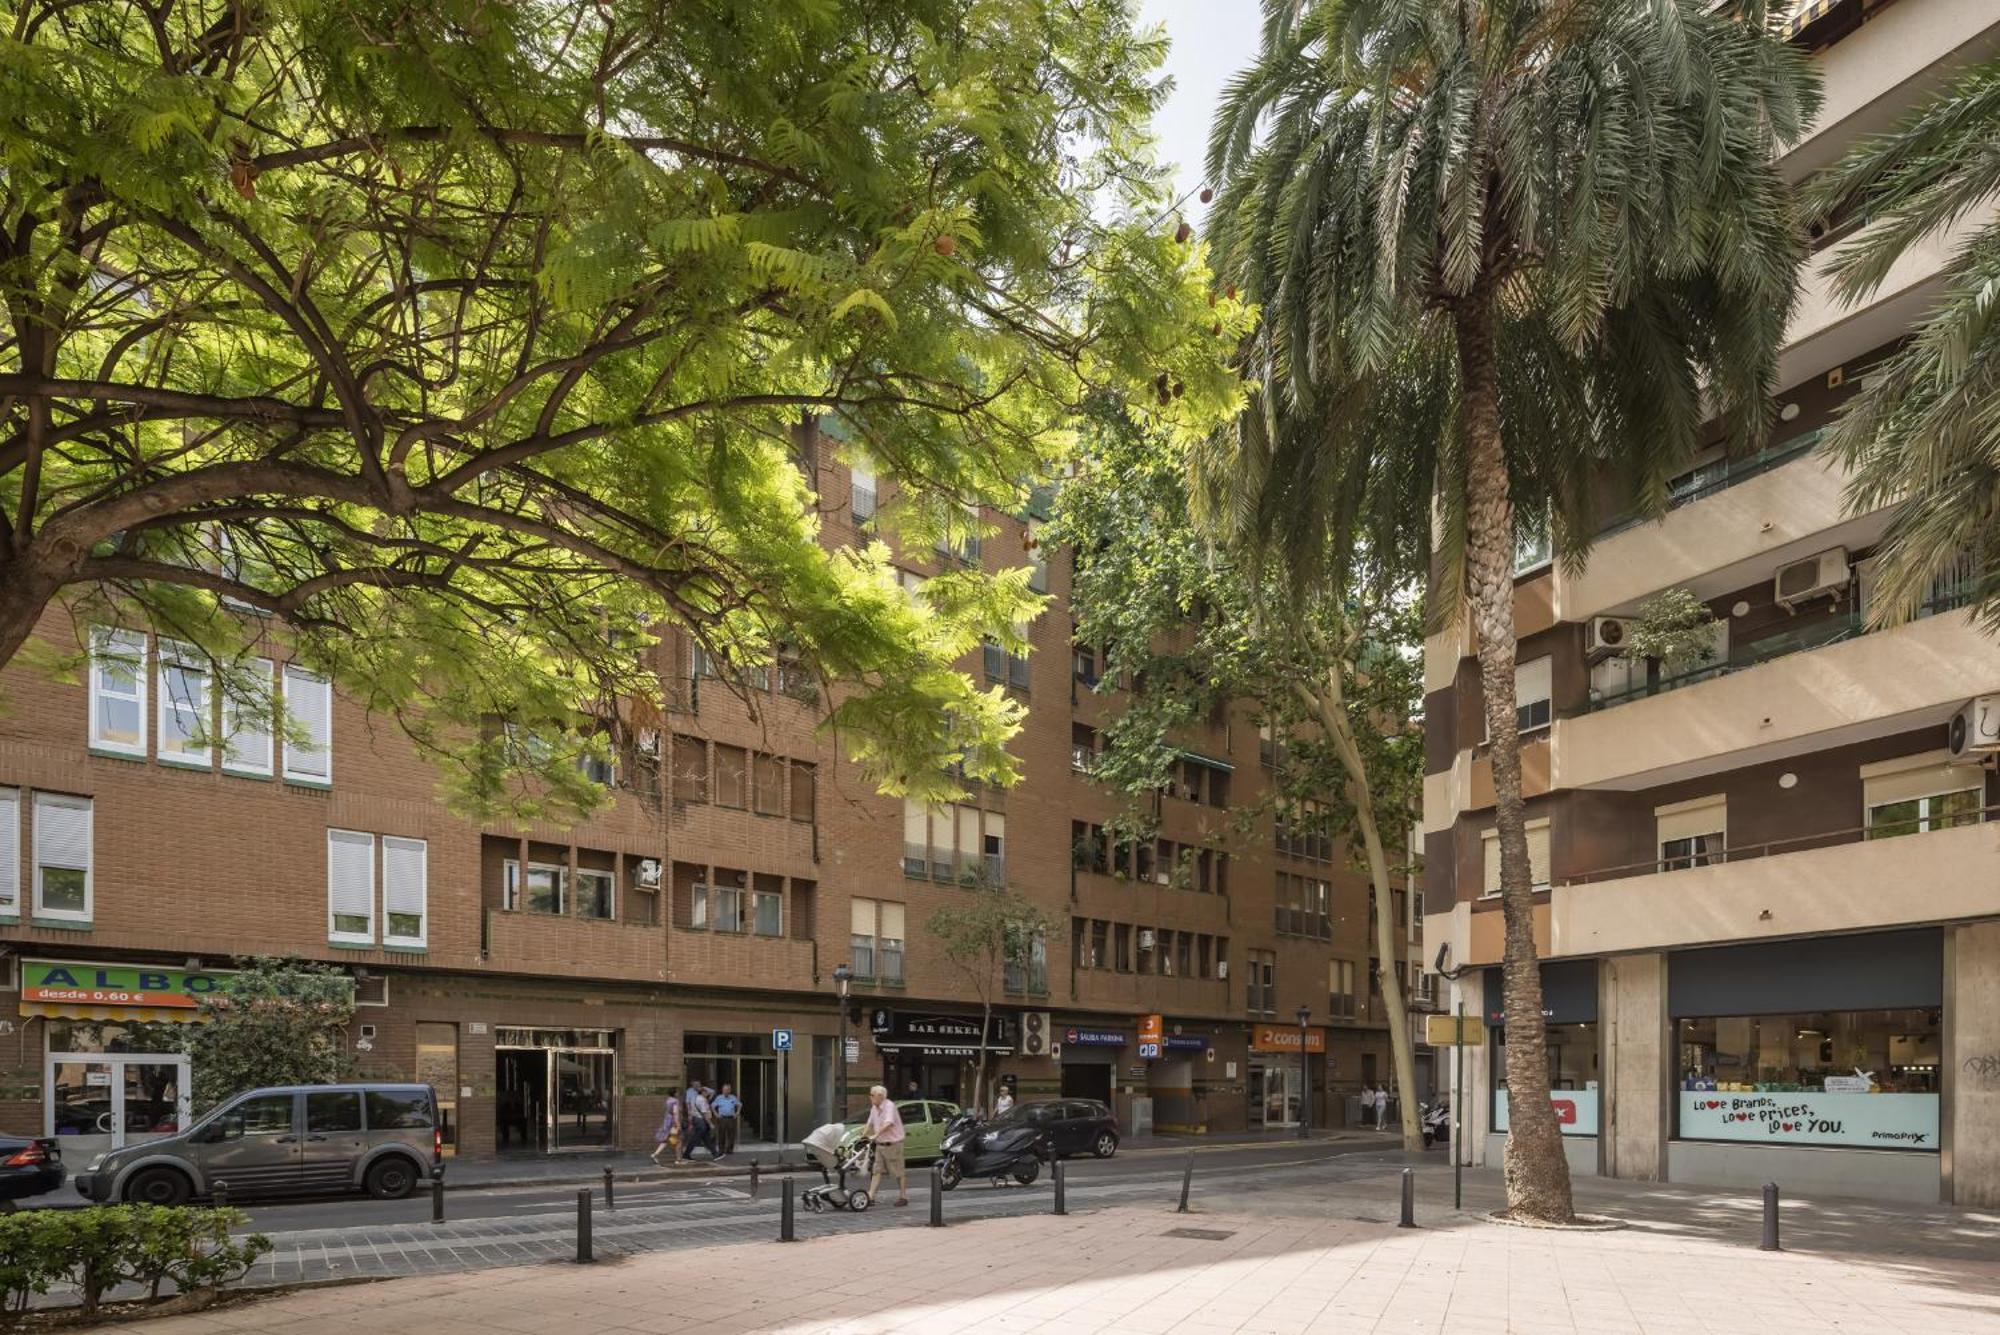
[878, 901, 906, 984]
[901, 799, 928, 876]
[1481, 819, 1552, 895]
[714, 744, 747, 808]
[928, 805, 954, 879]
[221, 658, 275, 776]
[283, 666, 333, 785]
[790, 761, 815, 823]
[89, 628, 147, 756]
[383, 836, 427, 946]
[32, 793, 91, 922]
[327, 829, 375, 943]
[753, 752, 785, 816]
[672, 734, 709, 802]
[850, 898, 877, 978]
[0, 788, 18, 916]
[156, 641, 214, 768]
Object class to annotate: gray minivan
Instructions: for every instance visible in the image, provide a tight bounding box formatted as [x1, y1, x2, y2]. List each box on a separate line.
[74, 1083, 442, 1206]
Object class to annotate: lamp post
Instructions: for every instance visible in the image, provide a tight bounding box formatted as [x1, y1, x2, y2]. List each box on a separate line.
[1295, 1005, 1311, 1140]
[833, 964, 853, 1121]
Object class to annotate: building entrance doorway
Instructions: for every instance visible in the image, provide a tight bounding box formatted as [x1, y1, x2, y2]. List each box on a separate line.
[47, 1052, 190, 1158]
[1061, 1063, 1113, 1103]
[496, 1028, 617, 1153]
[1251, 1059, 1300, 1128]
[684, 1034, 780, 1142]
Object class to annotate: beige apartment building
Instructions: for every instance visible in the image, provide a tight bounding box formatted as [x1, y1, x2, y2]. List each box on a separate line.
[1421, 0, 2000, 1206]
[0, 447, 1424, 1167]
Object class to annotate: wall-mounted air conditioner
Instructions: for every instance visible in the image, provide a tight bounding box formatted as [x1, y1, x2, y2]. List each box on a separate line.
[636, 859, 663, 888]
[636, 729, 662, 757]
[1586, 616, 1631, 660]
[1949, 695, 2000, 762]
[1775, 547, 1849, 610]
[1215, 960, 1229, 979]
[1138, 929, 1157, 950]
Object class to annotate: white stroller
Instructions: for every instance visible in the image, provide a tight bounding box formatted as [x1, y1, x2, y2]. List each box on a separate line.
[799, 1121, 875, 1212]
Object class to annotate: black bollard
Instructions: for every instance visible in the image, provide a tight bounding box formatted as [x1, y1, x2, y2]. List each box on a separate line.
[603, 1166, 615, 1210]
[1398, 1168, 1416, 1229]
[431, 1176, 445, 1224]
[1176, 1150, 1194, 1214]
[211, 1181, 229, 1212]
[1053, 1160, 1066, 1216]
[928, 1165, 944, 1228]
[750, 1161, 761, 1199]
[779, 1176, 797, 1242]
[575, 1190, 593, 1263]
[1760, 1182, 1781, 1251]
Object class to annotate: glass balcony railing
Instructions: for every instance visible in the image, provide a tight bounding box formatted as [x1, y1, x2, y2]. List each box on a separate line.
[1595, 429, 1827, 540]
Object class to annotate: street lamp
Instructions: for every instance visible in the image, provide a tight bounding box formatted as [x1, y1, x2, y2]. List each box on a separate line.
[832, 964, 853, 1121]
[1295, 1005, 1312, 1140]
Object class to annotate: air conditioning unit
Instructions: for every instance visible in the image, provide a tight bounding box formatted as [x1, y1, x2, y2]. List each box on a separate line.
[1586, 616, 1631, 660]
[635, 858, 663, 888]
[636, 729, 662, 758]
[1138, 929, 1157, 950]
[1019, 1011, 1051, 1057]
[1949, 695, 2000, 762]
[1775, 547, 1850, 610]
[1215, 960, 1229, 980]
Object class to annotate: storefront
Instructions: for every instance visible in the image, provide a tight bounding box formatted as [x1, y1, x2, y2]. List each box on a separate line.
[1248, 1023, 1325, 1129]
[868, 1009, 1017, 1109]
[1665, 928, 1942, 1201]
[1485, 958, 1600, 1175]
[683, 1032, 781, 1142]
[494, 1027, 617, 1154]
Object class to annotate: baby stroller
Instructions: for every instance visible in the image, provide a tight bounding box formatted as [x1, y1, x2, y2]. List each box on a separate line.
[799, 1121, 875, 1212]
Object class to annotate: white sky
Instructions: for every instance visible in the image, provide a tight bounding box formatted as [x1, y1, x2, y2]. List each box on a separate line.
[1136, 1, 1264, 220]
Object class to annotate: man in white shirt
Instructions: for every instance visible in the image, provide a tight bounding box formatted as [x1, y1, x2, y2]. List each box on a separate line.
[863, 1084, 909, 1206]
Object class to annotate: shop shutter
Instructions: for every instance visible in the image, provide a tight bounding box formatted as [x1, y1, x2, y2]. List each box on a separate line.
[382, 836, 427, 944]
[326, 829, 374, 941]
[0, 788, 17, 912]
[222, 658, 275, 775]
[283, 665, 333, 782]
[1656, 794, 1726, 846]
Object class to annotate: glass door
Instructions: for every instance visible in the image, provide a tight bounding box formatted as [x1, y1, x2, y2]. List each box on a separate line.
[50, 1059, 117, 1158]
[552, 1049, 615, 1150]
[120, 1061, 186, 1144]
[1259, 1064, 1299, 1128]
[48, 1054, 190, 1153]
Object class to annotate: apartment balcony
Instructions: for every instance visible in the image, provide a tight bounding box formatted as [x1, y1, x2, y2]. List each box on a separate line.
[1070, 873, 1232, 931]
[481, 908, 667, 980]
[1071, 969, 1232, 1018]
[666, 924, 818, 988]
[1553, 603, 1997, 791]
[672, 801, 818, 871]
[1549, 812, 2000, 958]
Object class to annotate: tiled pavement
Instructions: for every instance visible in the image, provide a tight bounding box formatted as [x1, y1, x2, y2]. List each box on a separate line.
[141, 1196, 2000, 1335]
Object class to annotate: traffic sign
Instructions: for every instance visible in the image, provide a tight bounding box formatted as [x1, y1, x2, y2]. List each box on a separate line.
[772, 1027, 794, 1052]
[1138, 1041, 1161, 1059]
[1425, 1014, 1486, 1046]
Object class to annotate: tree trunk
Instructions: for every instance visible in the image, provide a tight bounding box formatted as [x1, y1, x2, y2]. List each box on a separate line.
[1453, 295, 1575, 1224]
[1296, 668, 1424, 1152]
[975, 995, 992, 1116]
[0, 557, 61, 673]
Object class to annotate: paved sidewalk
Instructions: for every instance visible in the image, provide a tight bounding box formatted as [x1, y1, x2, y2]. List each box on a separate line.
[137, 1196, 2000, 1334]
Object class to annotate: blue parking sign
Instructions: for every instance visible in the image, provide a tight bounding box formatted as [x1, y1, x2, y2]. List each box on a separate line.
[773, 1028, 794, 1052]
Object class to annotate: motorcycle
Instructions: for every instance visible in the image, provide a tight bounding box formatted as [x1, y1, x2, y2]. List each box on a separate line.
[935, 1110, 1048, 1190]
[1419, 1100, 1451, 1149]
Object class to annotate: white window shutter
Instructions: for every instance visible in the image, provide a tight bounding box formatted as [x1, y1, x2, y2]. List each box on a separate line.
[89, 628, 147, 755]
[382, 836, 427, 946]
[326, 829, 374, 942]
[284, 666, 333, 783]
[0, 788, 18, 913]
[222, 658, 275, 776]
[33, 793, 92, 921]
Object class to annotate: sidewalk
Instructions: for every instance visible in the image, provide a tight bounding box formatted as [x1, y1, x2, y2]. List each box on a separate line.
[134, 1185, 2000, 1335]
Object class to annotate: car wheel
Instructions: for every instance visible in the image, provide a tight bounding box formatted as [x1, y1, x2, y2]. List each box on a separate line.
[937, 1159, 962, 1191]
[365, 1157, 419, 1200]
[125, 1167, 192, 1207]
[1092, 1131, 1118, 1159]
[1012, 1161, 1040, 1187]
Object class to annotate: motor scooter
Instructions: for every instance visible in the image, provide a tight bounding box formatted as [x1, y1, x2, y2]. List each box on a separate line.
[935, 1110, 1048, 1189]
[1420, 1099, 1451, 1149]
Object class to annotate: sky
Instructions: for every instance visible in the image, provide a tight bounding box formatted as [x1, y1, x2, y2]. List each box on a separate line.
[1135, 1, 1264, 220]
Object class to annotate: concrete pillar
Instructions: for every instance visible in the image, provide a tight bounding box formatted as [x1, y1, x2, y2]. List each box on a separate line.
[1948, 921, 2000, 1207]
[1601, 952, 1667, 1182]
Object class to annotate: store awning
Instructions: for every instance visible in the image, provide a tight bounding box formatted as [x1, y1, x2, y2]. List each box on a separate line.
[1176, 749, 1236, 773]
[20, 1001, 206, 1024]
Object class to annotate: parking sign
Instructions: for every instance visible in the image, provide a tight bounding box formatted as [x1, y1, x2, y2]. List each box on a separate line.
[772, 1027, 794, 1052]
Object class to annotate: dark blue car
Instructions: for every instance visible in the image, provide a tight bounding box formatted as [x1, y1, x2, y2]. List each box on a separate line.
[0, 1135, 65, 1204]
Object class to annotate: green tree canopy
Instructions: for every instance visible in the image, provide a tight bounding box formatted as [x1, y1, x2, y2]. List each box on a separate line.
[187, 957, 357, 1111]
[0, 0, 1235, 816]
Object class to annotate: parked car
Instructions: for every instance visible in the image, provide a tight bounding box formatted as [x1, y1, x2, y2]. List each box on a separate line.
[837, 1099, 960, 1165]
[74, 1084, 442, 1206]
[0, 1135, 65, 1204]
[993, 1100, 1119, 1159]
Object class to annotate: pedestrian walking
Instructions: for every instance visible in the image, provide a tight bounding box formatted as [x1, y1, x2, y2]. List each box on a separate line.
[1373, 1084, 1389, 1130]
[712, 1083, 742, 1159]
[682, 1082, 714, 1161]
[650, 1090, 682, 1166]
[863, 1084, 909, 1207]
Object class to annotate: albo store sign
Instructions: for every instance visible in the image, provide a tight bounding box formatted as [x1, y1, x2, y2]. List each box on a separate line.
[21, 960, 236, 1010]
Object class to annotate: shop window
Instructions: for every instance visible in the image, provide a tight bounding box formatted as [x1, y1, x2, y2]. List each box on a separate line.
[714, 745, 748, 808]
[1493, 1020, 1599, 1136]
[155, 641, 213, 768]
[1862, 754, 1984, 840]
[33, 793, 93, 923]
[1480, 819, 1551, 896]
[88, 627, 148, 756]
[383, 835, 428, 946]
[576, 868, 615, 921]
[1676, 1009, 1939, 1151]
[505, 860, 567, 915]
[790, 761, 816, 823]
[1657, 795, 1725, 871]
[281, 664, 333, 785]
[220, 658, 275, 776]
[1514, 656, 1552, 735]
[326, 829, 374, 944]
[672, 734, 709, 803]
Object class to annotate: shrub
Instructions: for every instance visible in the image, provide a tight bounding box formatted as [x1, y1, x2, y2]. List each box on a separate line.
[0, 1205, 270, 1318]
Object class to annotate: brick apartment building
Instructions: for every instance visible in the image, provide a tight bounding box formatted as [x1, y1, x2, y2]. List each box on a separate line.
[0, 450, 1424, 1165]
[1421, 0, 2000, 1207]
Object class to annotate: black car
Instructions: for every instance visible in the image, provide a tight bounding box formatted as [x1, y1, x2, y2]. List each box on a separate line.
[0, 1135, 65, 1204]
[993, 1100, 1119, 1159]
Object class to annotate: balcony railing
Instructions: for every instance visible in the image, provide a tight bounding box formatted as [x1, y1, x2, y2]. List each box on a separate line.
[1594, 429, 1827, 540]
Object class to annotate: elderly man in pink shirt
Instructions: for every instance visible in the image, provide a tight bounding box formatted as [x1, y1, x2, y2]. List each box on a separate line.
[863, 1083, 909, 1206]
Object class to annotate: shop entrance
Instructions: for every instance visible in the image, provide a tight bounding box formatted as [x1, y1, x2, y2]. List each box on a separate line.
[495, 1028, 617, 1153]
[684, 1034, 781, 1142]
[885, 1056, 963, 1106]
[1061, 1063, 1113, 1103]
[47, 1052, 190, 1156]
[1251, 1060, 1300, 1128]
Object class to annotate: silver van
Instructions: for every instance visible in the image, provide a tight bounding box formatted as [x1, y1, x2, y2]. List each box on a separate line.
[74, 1083, 442, 1205]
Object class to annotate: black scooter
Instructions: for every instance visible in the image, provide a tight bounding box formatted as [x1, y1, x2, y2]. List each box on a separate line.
[935, 1110, 1048, 1190]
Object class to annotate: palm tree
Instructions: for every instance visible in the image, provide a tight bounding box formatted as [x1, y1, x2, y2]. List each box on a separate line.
[1203, 0, 1816, 1222]
[1802, 55, 2000, 631]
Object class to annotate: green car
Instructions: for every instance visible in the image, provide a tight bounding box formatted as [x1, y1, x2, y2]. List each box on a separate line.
[838, 1099, 960, 1165]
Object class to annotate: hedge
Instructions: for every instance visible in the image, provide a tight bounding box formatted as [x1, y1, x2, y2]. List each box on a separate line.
[0, 1205, 271, 1318]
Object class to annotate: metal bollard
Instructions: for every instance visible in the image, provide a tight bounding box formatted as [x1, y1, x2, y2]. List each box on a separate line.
[750, 1160, 761, 1199]
[1760, 1182, 1781, 1251]
[431, 1176, 445, 1224]
[1176, 1150, 1194, 1214]
[603, 1166, 615, 1210]
[1053, 1160, 1066, 1216]
[575, 1189, 593, 1263]
[779, 1176, 797, 1242]
[1398, 1168, 1416, 1229]
[928, 1165, 944, 1228]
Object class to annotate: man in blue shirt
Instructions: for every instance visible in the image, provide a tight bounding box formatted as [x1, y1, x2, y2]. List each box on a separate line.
[712, 1084, 742, 1159]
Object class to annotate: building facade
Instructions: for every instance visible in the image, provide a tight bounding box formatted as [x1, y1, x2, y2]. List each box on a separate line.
[0, 452, 1422, 1165]
[1421, 0, 2000, 1206]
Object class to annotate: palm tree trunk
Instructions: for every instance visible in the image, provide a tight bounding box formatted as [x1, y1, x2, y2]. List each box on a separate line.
[1453, 295, 1575, 1224]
